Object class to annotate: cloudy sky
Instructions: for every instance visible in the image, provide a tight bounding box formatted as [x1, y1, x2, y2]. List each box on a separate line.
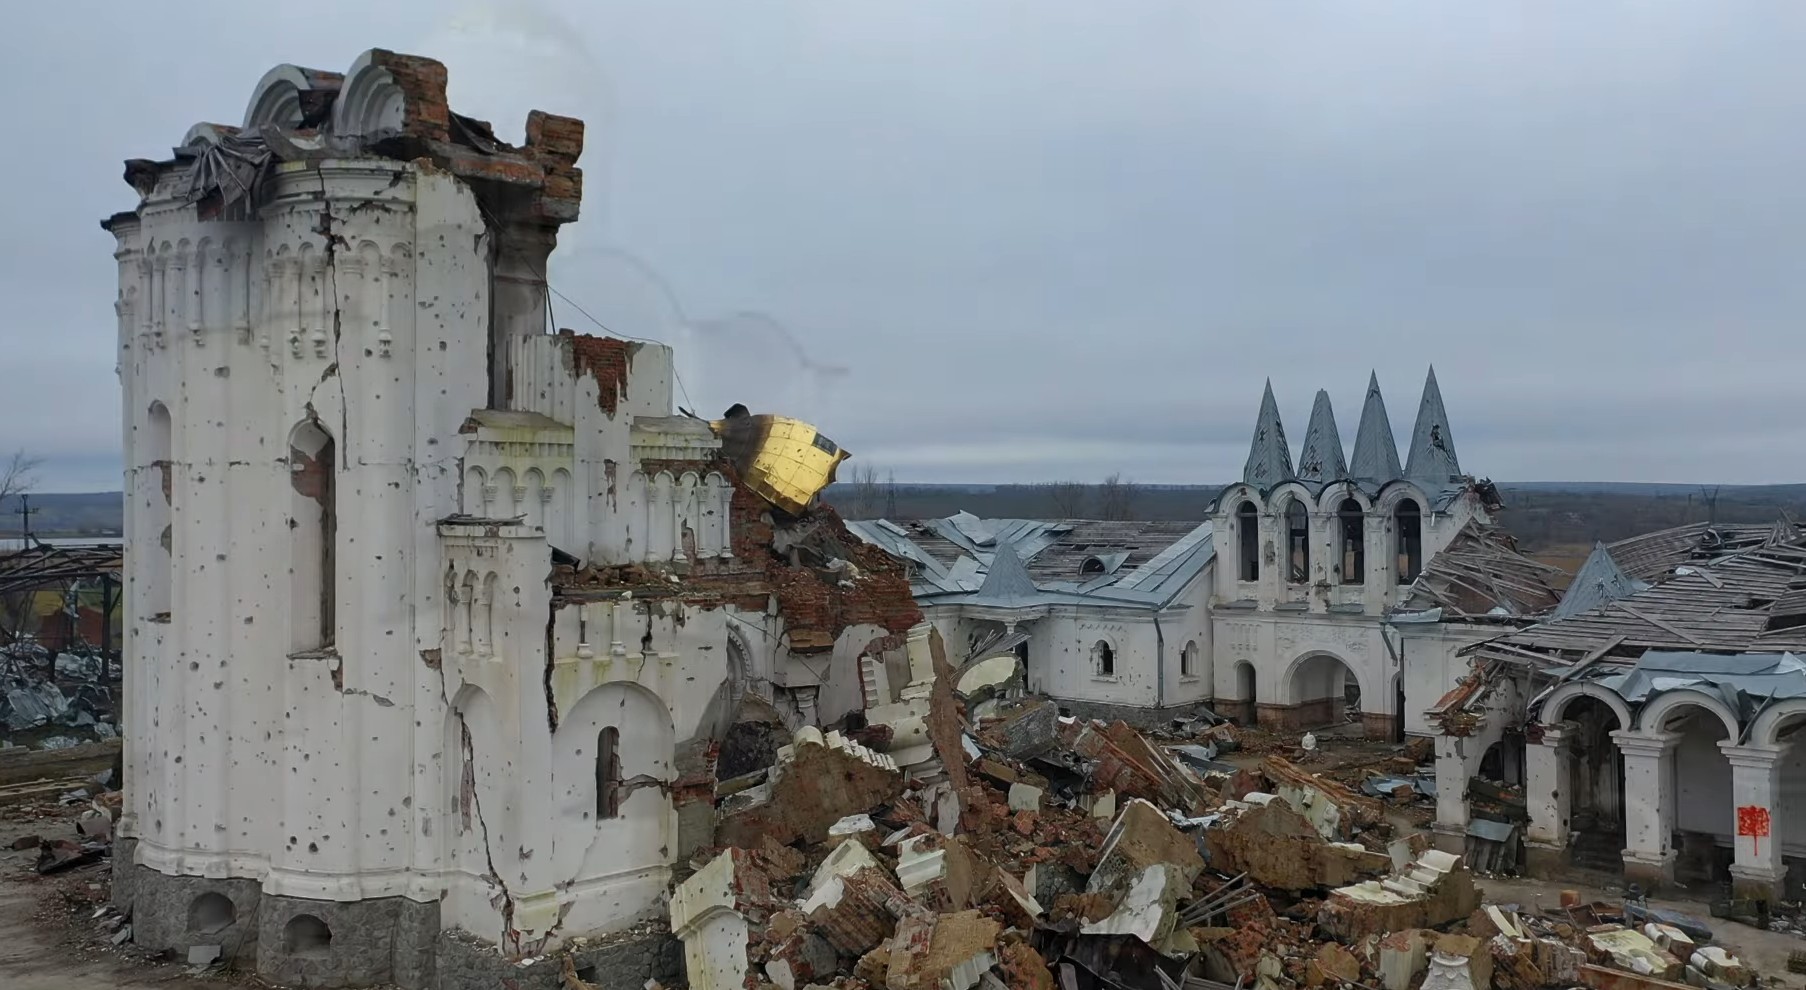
[5, 1, 1804, 491]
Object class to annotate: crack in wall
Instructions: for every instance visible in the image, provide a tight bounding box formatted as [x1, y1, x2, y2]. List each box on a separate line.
[434, 642, 519, 953]
[312, 188, 351, 467]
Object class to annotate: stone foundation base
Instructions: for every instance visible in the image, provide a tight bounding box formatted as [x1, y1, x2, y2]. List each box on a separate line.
[1729, 866, 1787, 905]
[435, 928, 682, 990]
[1214, 699, 1256, 726]
[1621, 850, 1678, 892]
[121, 865, 438, 987]
[1523, 841, 1569, 881]
[1050, 697, 1225, 730]
[1360, 713, 1400, 741]
[1256, 699, 1339, 733]
[116, 864, 682, 989]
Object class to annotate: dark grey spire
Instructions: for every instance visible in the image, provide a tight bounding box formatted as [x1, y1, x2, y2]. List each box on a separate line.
[1241, 380, 1294, 490]
[1348, 371, 1403, 484]
[1404, 366, 1462, 486]
[976, 542, 1039, 603]
[1294, 389, 1347, 484]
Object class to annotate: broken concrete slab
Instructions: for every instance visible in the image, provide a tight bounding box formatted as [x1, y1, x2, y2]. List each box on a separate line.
[1421, 934, 1491, 990]
[884, 910, 1000, 990]
[1204, 795, 1391, 892]
[1088, 798, 1203, 900]
[670, 848, 777, 990]
[1080, 863, 1187, 948]
[1319, 849, 1478, 940]
[717, 726, 904, 847]
[1007, 782, 1042, 813]
[1378, 929, 1433, 990]
[1261, 756, 1384, 841]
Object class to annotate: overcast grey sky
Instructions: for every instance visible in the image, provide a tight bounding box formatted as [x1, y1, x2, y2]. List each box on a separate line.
[5, 1, 1804, 491]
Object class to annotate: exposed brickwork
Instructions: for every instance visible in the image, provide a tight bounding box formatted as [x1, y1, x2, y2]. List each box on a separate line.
[368, 50, 451, 143]
[561, 332, 636, 416]
[525, 111, 585, 164]
[1255, 699, 1337, 732]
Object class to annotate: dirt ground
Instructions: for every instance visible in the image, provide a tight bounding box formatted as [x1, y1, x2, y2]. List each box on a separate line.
[0, 800, 240, 989]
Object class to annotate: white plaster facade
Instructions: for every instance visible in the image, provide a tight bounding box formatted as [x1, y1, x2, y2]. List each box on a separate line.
[107, 51, 821, 977]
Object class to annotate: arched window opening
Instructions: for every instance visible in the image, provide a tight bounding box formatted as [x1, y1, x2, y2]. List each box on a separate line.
[597, 726, 622, 819]
[1092, 641, 1115, 677]
[284, 914, 332, 958]
[1236, 501, 1260, 582]
[187, 893, 236, 935]
[289, 420, 336, 652]
[1285, 500, 1310, 584]
[1181, 641, 1198, 678]
[1337, 498, 1365, 583]
[145, 402, 173, 618]
[1395, 499, 1423, 584]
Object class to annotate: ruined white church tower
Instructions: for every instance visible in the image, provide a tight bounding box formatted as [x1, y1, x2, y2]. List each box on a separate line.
[1207, 369, 1497, 739]
[102, 50, 905, 988]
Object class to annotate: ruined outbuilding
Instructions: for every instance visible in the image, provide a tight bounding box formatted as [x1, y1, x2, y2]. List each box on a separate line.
[105, 50, 916, 988]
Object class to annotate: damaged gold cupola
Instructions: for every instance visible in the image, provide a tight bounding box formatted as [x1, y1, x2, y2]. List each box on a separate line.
[707, 403, 851, 516]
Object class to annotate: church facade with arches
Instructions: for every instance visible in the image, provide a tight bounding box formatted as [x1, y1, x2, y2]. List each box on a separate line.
[106, 50, 919, 987]
[1207, 369, 1498, 740]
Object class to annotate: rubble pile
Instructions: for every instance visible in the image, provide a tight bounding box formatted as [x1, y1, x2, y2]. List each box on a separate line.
[670, 627, 1783, 990]
[0, 644, 121, 745]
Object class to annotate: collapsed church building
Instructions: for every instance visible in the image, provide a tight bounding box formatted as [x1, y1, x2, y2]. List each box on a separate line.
[102, 50, 920, 987]
[1429, 522, 1806, 901]
[850, 370, 1510, 742]
[79, 42, 1806, 990]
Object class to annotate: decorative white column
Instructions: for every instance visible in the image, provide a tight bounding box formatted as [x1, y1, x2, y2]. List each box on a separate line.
[1432, 733, 1474, 851]
[1719, 742, 1788, 901]
[1612, 730, 1678, 887]
[1525, 723, 1572, 847]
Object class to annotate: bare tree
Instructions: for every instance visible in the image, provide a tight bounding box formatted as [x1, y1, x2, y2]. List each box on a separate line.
[1041, 481, 1089, 519]
[1097, 473, 1141, 521]
[846, 463, 884, 519]
[0, 450, 40, 508]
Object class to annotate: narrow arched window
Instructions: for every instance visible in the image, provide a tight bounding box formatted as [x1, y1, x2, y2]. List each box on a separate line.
[1236, 501, 1259, 582]
[597, 727, 622, 819]
[145, 402, 173, 618]
[1285, 500, 1310, 583]
[1338, 498, 1365, 583]
[289, 420, 336, 652]
[1092, 641, 1115, 677]
[1395, 498, 1423, 584]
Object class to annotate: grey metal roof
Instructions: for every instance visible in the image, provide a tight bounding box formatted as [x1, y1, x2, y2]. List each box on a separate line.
[1593, 650, 1806, 731]
[1349, 371, 1403, 485]
[1294, 389, 1348, 484]
[845, 516, 1216, 611]
[1549, 543, 1646, 621]
[1241, 380, 1295, 490]
[1403, 366, 1463, 486]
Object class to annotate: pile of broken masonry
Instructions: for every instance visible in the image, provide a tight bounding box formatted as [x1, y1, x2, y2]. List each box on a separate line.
[666, 628, 1765, 990]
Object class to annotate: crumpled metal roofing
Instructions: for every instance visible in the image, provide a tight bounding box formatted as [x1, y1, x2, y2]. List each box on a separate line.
[845, 515, 1215, 611]
[1594, 650, 1806, 731]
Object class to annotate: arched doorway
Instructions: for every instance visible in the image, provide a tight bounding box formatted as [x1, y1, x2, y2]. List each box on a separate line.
[1234, 661, 1257, 727]
[1639, 694, 1739, 886]
[1560, 695, 1626, 873]
[1285, 652, 1360, 733]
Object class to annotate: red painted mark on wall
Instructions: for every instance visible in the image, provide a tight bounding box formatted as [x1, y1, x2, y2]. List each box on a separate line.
[1737, 805, 1771, 854]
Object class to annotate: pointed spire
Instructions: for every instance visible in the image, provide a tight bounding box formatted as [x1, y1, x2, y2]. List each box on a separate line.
[1294, 390, 1348, 484]
[1349, 371, 1403, 485]
[977, 542, 1039, 603]
[1404, 366, 1462, 486]
[1550, 542, 1643, 620]
[1241, 380, 1295, 490]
